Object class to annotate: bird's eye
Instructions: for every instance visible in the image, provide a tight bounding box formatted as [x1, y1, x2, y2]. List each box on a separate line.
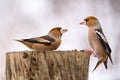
[84, 19, 89, 22]
[57, 28, 62, 31]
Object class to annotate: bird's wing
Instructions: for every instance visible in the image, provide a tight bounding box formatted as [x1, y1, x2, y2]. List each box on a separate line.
[95, 30, 113, 64]
[23, 35, 55, 45]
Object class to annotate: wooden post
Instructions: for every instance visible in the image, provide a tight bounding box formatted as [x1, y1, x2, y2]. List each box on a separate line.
[6, 50, 90, 80]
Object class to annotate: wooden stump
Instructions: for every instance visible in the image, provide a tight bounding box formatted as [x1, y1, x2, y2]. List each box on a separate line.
[6, 50, 90, 80]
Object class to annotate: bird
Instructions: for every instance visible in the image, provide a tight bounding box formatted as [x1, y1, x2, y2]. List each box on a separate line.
[15, 27, 68, 51]
[80, 16, 113, 72]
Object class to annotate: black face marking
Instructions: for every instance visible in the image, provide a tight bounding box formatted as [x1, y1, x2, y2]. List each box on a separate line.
[84, 18, 89, 22]
[60, 33, 62, 36]
[55, 28, 62, 36]
[56, 28, 61, 31]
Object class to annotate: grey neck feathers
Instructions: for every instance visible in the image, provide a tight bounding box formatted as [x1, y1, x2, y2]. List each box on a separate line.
[48, 33, 59, 40]
[94, 20, 102, 30]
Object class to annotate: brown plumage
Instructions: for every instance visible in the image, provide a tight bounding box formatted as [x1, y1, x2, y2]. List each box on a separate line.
[80, 16, 113, 72]
[15, 27, 68, 50]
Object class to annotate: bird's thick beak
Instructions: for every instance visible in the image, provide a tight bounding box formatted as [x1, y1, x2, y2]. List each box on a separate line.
[61, 28, 68, 33]
[80, 21, 86, 25]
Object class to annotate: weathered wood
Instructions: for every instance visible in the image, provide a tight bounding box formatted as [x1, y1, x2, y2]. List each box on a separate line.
[6, 50, 90, 80]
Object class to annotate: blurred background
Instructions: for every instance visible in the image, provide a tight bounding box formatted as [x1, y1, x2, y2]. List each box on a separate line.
[0, 0, 120, 80]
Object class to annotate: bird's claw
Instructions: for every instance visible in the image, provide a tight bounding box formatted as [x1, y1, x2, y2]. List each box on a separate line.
[84, 49, 94, 55]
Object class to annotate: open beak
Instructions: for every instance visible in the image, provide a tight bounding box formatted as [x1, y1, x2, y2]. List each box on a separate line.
[80, 21, 86, 25]
[61, 28, 68, 33]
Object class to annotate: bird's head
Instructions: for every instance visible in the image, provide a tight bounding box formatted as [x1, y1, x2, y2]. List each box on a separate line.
[48, 27, 68, 39]
[80, 16, 101, 28]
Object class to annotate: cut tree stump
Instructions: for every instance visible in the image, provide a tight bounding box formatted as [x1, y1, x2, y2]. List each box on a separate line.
[6, 50, 90, 80]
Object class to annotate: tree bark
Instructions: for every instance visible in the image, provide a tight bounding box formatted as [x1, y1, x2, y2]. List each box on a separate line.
[6, 50, 90, 80]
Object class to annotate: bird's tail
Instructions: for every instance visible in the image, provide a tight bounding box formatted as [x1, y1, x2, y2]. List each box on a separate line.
[92, 57, 106, 72]
[107, 54, 113, 64]
[104, 58, 108, 69]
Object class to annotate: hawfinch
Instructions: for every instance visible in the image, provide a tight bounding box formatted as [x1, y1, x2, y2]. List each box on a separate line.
[80, 16, 113, 72]
[15, 27, 68, 50]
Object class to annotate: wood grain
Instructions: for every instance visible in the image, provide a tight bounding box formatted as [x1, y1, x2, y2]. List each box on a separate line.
[6, 50, 90, 80]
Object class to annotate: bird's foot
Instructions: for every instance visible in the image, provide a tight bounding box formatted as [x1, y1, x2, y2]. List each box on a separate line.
[84, 49, 94, 55]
